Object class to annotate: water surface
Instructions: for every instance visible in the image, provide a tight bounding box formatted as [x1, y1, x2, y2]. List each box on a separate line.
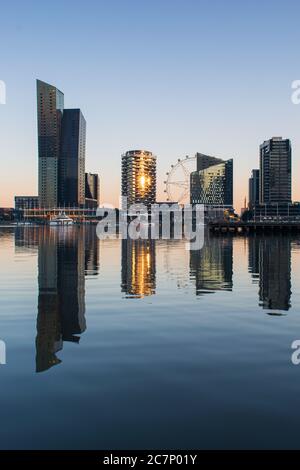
[0, 226, 300, 449]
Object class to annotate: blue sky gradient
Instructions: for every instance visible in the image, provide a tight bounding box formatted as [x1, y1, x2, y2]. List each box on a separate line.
[1, 0, 300, 208]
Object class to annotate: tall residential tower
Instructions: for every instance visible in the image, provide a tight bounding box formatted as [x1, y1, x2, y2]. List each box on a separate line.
[259, 137, 292, 204]
[37, 80, 64, 208]
[121, 150, 156, 210]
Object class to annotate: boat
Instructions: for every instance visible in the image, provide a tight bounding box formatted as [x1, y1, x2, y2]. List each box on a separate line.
[17, 221, 32, 226]
[0, 222, 18, 227]
[49, 212, 73, 226]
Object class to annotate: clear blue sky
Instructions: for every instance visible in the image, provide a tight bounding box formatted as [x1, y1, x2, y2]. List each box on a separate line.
[1, 0, 300, 209]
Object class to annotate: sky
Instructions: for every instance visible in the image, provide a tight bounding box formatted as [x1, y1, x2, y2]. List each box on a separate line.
[1, 0, 300, 210]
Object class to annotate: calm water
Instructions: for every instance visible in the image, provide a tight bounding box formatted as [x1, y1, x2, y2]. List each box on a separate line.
[1, 226, 300, 449]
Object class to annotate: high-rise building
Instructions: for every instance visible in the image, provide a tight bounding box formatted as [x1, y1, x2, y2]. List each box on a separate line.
[190, 153, 233, 206]
[37, 80, 64, 208]
[248, 169, 260, 208]
[37, 79, 89, 209]
[85, 172, 100, 207]
[121, 150, 156, 210]
[259, 137, 292, 204]
[59, 109, 86, 207]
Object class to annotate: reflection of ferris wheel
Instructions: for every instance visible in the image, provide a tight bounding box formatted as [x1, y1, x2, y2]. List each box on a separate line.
[164, 155, 196, 204]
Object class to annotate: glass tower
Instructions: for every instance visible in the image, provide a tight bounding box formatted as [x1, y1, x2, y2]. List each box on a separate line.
[190, 153, 233, 206]
[259, 137, 292, 204]
[59, 109, 86, 207]
[249, 169, 260, 208]
[37, 80, 64, 208]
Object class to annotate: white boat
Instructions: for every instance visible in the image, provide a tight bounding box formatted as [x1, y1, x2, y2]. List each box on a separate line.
[49, 212, 73, 226]
[17, 221, 32, 226]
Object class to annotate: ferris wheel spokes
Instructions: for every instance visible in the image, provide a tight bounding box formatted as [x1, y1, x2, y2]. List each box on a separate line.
[164, 155, 196, 204]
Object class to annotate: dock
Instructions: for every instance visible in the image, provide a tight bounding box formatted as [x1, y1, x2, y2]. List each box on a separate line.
[209, 220, 300, 234]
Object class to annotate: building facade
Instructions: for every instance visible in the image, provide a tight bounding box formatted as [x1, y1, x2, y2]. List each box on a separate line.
[121, 150, 156, 210]
[85, 172, 100, 207]
[251, 202, 300, 220]
[59, 109, 86, 207]
[190, 153, 233, 206]
[15, 196, 39, 211]
[37, 80, 64, 208]
[259, 137, 292, 204]
[249, 169, 260, 208]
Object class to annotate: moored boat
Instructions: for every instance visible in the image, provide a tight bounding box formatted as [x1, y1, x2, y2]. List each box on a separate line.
[49, 212, 73, 226]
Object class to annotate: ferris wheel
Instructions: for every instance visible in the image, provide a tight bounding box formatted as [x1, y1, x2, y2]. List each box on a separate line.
[164, 155, 197, 204]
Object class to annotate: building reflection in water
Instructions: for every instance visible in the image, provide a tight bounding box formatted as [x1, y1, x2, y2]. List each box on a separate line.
[14, 226, 40, 251]
[189, 234, 233, 295]
[121, 239, 156, 298]
[15, 226, 99, 372]
[248, 235, 292, 312]
[85, 227, 100, 276]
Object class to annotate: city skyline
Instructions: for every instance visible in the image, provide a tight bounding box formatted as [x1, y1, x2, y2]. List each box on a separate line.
[5, 78, 300, 212]
[2, 1, 300, 456]
[1, 1, 300, 210]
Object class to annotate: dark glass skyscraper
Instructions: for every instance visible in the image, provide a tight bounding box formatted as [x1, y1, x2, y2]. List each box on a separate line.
[37, 80, 64, 208]
[259, 137, 292, 204]
[59, 109, 86, 207]
[190, 153, 233, 206]
[248, 169, 260, 208]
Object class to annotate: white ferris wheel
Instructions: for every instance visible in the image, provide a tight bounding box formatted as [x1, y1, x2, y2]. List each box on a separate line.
[164, 155, 197, 205]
